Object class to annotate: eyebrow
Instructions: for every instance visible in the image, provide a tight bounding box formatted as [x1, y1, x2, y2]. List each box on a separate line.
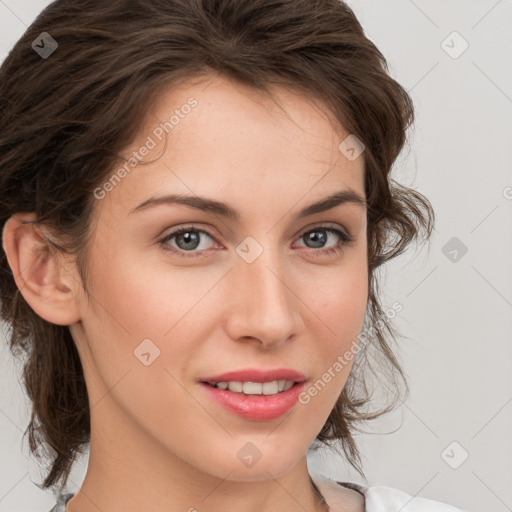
[129, 189, 366, 220]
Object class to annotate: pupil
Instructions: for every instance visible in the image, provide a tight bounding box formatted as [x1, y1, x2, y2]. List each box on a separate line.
[307, 230, 326, 248]
[178, 231, 200, 250]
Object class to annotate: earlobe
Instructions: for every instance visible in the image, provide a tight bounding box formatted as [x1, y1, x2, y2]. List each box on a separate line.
[1, 213, 81, 326]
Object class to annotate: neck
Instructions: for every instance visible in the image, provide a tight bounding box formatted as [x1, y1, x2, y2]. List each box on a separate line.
[65, 398, 326, 512]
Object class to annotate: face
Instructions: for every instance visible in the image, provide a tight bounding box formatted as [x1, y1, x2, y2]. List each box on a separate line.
[68, 73, 368, 482]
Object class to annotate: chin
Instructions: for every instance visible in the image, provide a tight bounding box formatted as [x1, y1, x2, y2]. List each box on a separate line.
[221, 461, 296, 482]
[205, 440, 306, 482]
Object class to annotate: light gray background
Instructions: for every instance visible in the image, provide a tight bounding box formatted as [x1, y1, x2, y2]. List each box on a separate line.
[1, 1, 511, 511]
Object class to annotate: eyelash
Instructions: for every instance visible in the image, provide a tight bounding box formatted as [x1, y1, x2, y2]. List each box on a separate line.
[157, 224, 354, 260]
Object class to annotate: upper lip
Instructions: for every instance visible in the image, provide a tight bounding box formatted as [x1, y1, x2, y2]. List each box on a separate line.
[199, 368, 307, 384]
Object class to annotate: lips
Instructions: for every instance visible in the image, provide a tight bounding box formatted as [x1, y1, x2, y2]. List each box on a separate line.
[198, 368, 308, 421]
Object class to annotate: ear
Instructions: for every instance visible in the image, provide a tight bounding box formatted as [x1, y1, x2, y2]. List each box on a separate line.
[1, 212, 81, 325]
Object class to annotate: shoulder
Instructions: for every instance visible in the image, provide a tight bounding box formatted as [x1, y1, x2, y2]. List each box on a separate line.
[310, 473, 465, 512]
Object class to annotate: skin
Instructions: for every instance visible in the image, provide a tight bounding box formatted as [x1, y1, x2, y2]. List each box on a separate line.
[2, 73, 368, 512]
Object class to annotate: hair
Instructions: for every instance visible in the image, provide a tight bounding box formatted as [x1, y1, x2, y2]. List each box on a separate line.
[0, 0, 434, 494]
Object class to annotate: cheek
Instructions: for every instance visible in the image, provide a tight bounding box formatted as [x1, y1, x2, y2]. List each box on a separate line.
[325, 269, 368, 345]
[86, 242, 209, 337]
[296, 271, 367, 425]
[78, 245, 219, 404]
[304, 252, 368, 343]
[77, 251, 208, 441]
[296, 253, 368, 398]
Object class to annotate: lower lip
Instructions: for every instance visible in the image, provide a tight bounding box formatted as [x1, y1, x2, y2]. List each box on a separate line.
[200, 381, 306, 421]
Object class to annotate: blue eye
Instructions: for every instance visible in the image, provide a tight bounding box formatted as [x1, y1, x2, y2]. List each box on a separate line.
[158, 225, 354, 259]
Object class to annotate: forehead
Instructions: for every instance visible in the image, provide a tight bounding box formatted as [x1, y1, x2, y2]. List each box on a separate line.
[97, 74, 365, 219]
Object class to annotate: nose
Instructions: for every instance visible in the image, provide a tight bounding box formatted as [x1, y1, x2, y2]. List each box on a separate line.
[224, 246, 304, 349]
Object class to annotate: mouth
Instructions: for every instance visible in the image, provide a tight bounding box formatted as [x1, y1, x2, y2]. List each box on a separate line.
[198, 368, 307, 421]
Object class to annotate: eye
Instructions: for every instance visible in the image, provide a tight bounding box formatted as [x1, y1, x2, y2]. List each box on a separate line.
[158, 226, 216, 258]
[293, 225, 354, 258]
[157, 224, 354, 259]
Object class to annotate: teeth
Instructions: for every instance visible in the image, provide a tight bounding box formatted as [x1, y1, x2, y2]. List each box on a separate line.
[228, 381, 243, 393]
[212, 380, 296, 395]
[262, 381, 279, 395]
[243, 381, 264, 394]
[283, 380, 294, 391]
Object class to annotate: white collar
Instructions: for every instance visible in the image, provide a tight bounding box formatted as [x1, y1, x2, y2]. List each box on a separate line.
[309, 472, 464, 512]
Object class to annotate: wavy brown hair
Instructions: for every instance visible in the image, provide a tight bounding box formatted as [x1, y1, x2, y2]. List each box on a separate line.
[0, 0, 434, 494]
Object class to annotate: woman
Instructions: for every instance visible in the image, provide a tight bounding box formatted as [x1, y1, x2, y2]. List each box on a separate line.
[0, 0, 464, 510]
